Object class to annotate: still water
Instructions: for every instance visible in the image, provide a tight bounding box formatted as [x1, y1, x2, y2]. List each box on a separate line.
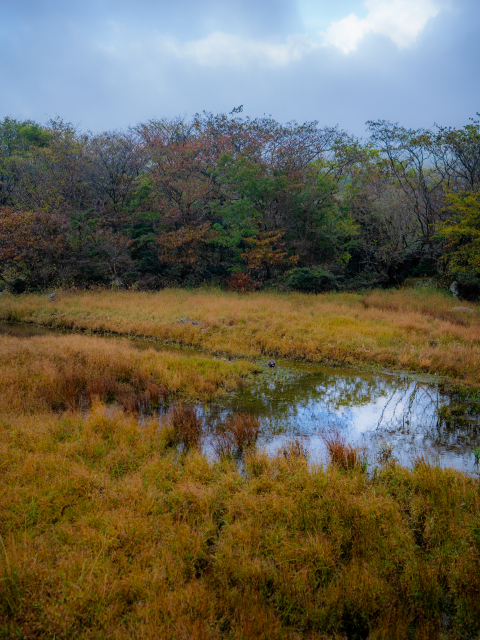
[2, 321, 479, 471]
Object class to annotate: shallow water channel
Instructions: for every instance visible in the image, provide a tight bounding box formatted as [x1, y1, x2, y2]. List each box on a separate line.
[2, 321, 480, 472]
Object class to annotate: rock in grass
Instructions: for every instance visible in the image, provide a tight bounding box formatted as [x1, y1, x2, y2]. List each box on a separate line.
[452, 306, 475, 313]
[48, 292, 57, 302]
[450, 281, 460, 297]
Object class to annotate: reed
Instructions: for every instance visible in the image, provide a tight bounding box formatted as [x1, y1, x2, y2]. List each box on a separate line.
[323, 430, 367, 470]
[280, 437, 309, 461]
[170, 403, 203, 450]
[212, 412, 260, 458]
[2, 286, 480, 385]
[1, 407, 480, 638]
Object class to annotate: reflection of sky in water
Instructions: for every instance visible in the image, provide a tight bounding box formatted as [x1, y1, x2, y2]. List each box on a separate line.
[2, 322, 479, 472]
[213, 366, 480, 472]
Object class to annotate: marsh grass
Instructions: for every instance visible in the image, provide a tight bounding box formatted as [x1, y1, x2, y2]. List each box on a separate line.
[323, 430, 367, 471]
[473, 446, 480, 465]
[212, 412, 260, 458]
[1, 406, 480, 638]
[280, 437, 310, 461]
[0, 333, 258, 414]
[170, 403, 203, 450]
[2, 286, 480, 385]
[376, 440, 396, 465]
[3, 288, 480, 636]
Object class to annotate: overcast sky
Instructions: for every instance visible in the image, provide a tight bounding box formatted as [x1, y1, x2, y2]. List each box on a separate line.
[1, 0, 478, 136]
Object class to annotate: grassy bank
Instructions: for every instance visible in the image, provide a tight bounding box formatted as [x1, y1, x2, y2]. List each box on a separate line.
[1, 405, 479, 639]
[0, 333, 258, 414]
[2, 287, 480, 386]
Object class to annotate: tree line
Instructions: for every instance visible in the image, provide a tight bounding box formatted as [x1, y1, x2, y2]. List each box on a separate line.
[1, 109, 480, 296]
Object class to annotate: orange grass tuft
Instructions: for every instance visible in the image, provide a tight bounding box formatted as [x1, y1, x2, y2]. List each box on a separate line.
[2, 287, 480, 385]
[1, 406, 480, 638]
[170, 403, 203, 450]
[323, 430, 367, 470]
[280, 437, 310, 461]
[212, 412, 260, 458]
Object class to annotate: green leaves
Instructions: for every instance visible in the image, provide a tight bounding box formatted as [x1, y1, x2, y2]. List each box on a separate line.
[437, 190, 480, 275]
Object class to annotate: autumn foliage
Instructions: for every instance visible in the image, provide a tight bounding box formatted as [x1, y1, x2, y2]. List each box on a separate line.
[2, 112, 480, 294]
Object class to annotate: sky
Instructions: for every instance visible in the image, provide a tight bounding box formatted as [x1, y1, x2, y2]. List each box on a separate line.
[1, 0, 478, 136]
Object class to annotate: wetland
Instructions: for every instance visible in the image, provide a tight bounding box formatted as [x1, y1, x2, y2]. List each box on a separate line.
[2, 320, 480, 472]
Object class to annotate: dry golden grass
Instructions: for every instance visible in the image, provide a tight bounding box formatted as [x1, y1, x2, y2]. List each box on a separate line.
[0, 333, 259, 414]
[2, 287, 480, 385]
[1, 405, 480, 639]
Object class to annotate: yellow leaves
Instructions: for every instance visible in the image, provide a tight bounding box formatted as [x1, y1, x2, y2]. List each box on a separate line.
[438, 190, 480, 274]
[241, 231, 298, 271]
[155, 222, 217, 265]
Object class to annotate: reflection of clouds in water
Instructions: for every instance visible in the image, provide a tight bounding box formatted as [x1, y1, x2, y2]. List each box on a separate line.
[3, 320, 479, 472]
[227, 367, 480, 472]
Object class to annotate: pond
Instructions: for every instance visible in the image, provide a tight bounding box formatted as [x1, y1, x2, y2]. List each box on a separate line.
[2, 321, 479, 472]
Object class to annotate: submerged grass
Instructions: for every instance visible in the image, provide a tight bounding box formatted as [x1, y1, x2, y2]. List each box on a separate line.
[0, 333, 259, 414]
[1, 405, 480, 638]
[2, 287, 480, 385]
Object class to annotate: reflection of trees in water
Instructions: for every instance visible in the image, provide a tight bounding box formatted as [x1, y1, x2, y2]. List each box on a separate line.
[182, 365, 480, 466]
[375, 382, 439, 432]
[230, 370, 394, 419]
[371, 382, 480, 459]
[236, 370, 480, 460]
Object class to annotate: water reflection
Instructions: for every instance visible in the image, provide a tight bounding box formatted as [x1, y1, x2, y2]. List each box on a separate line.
[210, 365, 480, 471]
[1, 321, 480, 471]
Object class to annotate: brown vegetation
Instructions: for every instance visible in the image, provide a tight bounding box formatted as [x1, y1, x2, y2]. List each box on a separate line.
[1, 405, 480, 638]
[170, 403, 204, 450]
[323, 430, 367, 470]
[0, 333, 258, 414]
[280, 437, 310, 461]
[212, 412, 260, 458]
[3, 287, 480, 386]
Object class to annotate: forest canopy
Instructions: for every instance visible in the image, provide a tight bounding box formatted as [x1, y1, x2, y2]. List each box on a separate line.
[1, 111, 480, 296]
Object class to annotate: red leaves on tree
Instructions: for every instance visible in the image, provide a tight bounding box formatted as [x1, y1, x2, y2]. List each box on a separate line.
[0, 207, 66, 266]
[226, 272, 260, 293]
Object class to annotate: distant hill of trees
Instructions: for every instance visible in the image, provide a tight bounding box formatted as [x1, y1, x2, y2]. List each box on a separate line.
[1, 110, 480, 296]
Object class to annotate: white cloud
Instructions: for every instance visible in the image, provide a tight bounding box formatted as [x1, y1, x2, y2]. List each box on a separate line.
[167, 31, 319, 68]
[97, 25, 319, 70]
[97, 0, 444, 73]
[323, 0, 442, 54]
